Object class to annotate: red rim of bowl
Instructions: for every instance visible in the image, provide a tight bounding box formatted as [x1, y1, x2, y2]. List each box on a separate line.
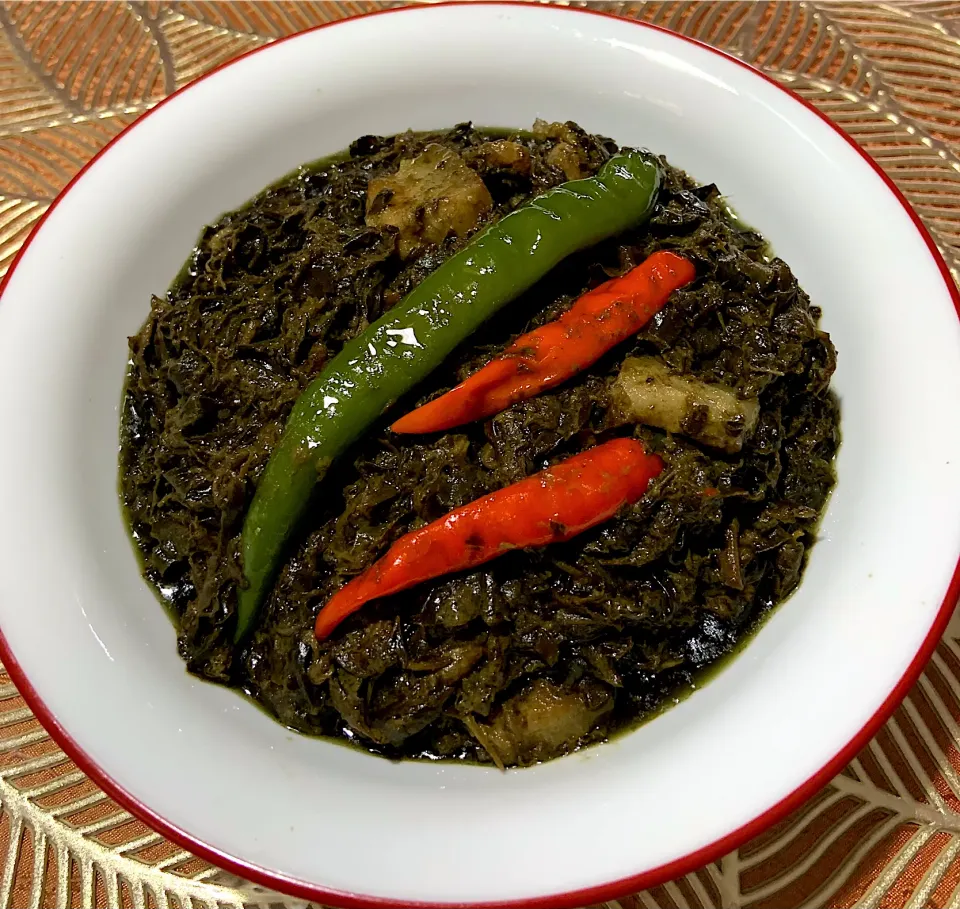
[0, 4, 958, 908]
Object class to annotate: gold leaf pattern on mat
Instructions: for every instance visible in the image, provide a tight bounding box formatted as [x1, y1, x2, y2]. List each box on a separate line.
[0, 114, 134, 279]
[592, 1, 757, 48]
[742, 1, 877, 94]
[0, 199, 45, 278]
[172, 0, 400, 36]
[160, 11, 264, 88]
[0, 1, 169, 112]
[821, 3, 960, 145]
[0, 27, 67, 133]
[0, 118, 134, 201]
[735, 3, 960, 283]
[0, 3, 959, 908]
[782, 87, 960, 281]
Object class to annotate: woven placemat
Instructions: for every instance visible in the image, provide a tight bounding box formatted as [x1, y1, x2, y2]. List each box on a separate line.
[1, 3, 959, 907]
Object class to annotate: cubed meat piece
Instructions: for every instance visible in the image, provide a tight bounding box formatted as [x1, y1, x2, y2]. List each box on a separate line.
[472, 139, 532, 176]
[366, 144, 493, 259]
[610, 356, 760, 453]
[534, 120, 593, 180]
[546, 142, 584, 180]
[467, 678, 613, 768]
[532, 119, 583, 146]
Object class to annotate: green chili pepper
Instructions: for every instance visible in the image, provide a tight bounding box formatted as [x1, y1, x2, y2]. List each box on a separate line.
[235, 149, 662, 640]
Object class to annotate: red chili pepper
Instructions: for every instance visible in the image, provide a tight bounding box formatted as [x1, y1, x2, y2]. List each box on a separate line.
[391, 250, 695, 435]
[314, 438, 663, 639]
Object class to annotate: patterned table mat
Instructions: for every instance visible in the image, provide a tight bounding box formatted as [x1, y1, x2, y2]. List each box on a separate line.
[1, 2, 959, 907]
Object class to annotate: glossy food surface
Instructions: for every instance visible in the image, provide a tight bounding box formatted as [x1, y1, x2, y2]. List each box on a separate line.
[120, 123, 837, 764]
[236, 145, 661, 640]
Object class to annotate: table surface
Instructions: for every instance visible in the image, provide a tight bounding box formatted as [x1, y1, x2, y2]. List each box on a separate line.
[1, 2, 959, 907]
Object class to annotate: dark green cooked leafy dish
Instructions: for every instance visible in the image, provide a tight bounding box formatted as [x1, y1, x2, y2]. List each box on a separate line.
[120, 121, 838, 767]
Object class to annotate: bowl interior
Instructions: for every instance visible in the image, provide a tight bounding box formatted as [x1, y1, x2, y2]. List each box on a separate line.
[1, 5, 959, 906]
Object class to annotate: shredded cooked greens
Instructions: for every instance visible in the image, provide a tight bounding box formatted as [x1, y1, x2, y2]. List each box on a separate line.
[120, 122, 838, 765]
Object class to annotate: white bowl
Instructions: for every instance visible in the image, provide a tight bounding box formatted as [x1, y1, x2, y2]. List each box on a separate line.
[1, 4, 959, 907]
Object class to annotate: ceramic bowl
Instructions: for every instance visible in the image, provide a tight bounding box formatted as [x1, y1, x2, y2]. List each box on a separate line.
[1, 4, 959, 907]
